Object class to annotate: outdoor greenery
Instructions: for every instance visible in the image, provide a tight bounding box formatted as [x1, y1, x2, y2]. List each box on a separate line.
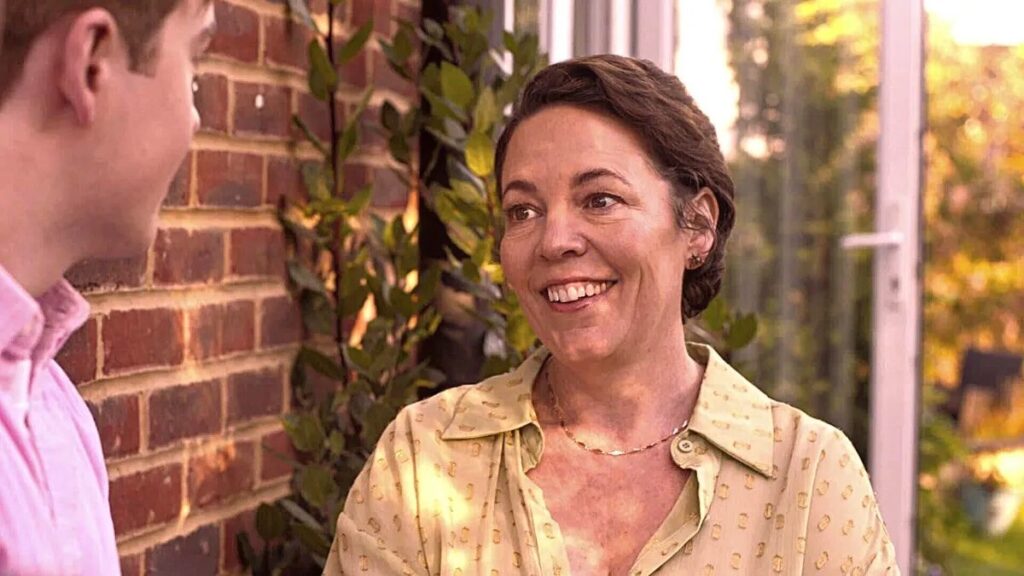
[237, 4, 552, 573]
[236, 2, 445, 571]
[379, 5, 546, 377]
[726, 0, 1024, 573]
[725, 0, 877, 446]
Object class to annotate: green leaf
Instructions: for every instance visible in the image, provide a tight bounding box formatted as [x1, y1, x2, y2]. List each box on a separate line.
[283, 413, 325, 454]
[234, 532, 257, 570]
[345, 184, 374, 216]
[443, 117, 467, 141]
[507, 311, 537, 353]
[466, 131, 495, 177]
[367, 345, 400, 379]
[701, 296, 728, 332]
[338, 20, 373, 65]
[288, 261, 328, 296]
[423, 18, 445, 40]
[353, 87, 374, 120]
[307, 39, 338, 100]
[328, 430, 346, 457]
[502, 30, 517, 53]
[301, 292, 335, 335]
[381, 101, 401, 132]
[440, 61, 474, 111]
[390, 288, 416, 319]
[389, 133, 411, 164]
[291, 115, 328, 154]
[471, 235, 494, 268]
[415, 27, 454, 61]
[255, 503, 288, 540]
[302, 162, 331, 201]
[473, 87, 499, 132]
[299, 347, 346, 381]
[336, 126, 358, 170]
[391, 26, 414, 61]
[360, 402, 396, 448]
[279, 498, 323, 532]
[416, 265, 443, 306]
[726, 313, 759, 350]
[299, 464, 338, 509]
[292, 523, 331, 558]
[345, 346, 374, 374]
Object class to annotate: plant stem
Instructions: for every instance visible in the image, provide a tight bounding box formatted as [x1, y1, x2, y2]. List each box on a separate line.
[325, 3, 350, 378]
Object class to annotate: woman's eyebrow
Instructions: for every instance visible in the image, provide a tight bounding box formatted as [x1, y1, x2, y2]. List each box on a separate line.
[571, 168, 631, 188]
[502, 179, 538, 198]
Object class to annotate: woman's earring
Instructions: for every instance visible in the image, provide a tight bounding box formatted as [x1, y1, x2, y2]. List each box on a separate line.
[688, 253, 704, 269]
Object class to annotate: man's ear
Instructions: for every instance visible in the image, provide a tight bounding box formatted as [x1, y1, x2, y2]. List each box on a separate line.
[58, 9, 119, 126]
[688, 187, 720, 257]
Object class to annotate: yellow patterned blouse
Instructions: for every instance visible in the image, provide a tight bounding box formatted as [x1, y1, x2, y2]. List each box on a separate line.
[323, 345, 899, 575]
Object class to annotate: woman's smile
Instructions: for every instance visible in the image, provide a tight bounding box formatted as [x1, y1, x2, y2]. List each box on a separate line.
[542, 279, 619, 312]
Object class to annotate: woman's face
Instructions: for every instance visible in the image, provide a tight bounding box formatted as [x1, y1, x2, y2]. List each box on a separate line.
[499, 105, 714, 365]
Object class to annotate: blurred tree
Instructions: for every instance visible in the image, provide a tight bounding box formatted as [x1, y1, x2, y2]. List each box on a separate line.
[923, 22, 1024, 393]
[724, 0, 878, 448]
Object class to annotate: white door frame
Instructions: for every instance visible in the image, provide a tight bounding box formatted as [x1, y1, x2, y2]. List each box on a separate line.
[842, 0, 924, 572]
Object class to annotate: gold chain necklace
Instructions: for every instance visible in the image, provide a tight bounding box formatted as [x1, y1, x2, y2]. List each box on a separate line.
[545, 367, 689, 457]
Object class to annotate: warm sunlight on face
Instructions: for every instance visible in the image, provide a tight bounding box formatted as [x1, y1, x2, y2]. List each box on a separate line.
[927, 0, 1024, 46]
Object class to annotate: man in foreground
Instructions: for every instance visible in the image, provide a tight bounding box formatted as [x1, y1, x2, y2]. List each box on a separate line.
[0, 1, 215, 572]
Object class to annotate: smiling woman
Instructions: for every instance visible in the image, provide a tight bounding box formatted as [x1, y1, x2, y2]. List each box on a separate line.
[323, 55, 900, 576]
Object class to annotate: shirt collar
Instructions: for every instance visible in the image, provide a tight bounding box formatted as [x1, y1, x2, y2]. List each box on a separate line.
[0, 264, 89, 364]
[441, 344, 775, 478]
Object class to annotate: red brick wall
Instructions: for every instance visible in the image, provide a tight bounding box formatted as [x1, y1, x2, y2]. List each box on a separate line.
[58, 0, 419, 573]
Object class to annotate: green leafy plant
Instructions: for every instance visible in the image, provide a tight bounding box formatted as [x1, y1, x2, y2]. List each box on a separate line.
[238, 6, 759, 573]
[688, 295, 760, 359]
[916, 386, 970, 575]
[237, 2, 443, 573]
[378, 6, 546, 377]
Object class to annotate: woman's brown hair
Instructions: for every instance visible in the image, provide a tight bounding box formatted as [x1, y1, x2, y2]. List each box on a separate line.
[494, 54, 737, 319]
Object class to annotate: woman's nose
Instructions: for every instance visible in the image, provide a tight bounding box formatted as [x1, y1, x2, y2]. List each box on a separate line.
[538, 209, 587, 261]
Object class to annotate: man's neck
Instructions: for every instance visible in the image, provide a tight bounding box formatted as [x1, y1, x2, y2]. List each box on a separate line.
[0, 235, 71, 298]
[0, 112, 80, 298]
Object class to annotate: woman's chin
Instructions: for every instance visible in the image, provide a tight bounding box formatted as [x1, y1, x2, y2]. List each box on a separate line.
[545, 333, 619, 365]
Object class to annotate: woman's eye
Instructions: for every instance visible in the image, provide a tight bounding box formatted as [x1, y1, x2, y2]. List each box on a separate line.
[506, 205, 538, 222]
[586, 193, 621, 210]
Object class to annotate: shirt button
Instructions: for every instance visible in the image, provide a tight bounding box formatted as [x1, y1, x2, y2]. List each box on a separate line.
[677, 439, 694, 453]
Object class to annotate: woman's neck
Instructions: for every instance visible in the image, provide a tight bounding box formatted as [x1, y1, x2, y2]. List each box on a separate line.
[538, 325, 704, 448]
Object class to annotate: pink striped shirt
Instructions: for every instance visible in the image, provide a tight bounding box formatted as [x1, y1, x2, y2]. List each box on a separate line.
[0, 265, 119, 575]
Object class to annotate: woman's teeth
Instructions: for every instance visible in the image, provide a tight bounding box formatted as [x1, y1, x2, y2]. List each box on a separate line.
[546, 281, 612, 303]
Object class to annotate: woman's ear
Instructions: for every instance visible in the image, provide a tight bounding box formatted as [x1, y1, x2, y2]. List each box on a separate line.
[688, 187, 720, 258]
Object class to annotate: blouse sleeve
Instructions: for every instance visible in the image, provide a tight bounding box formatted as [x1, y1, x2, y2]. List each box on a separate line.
[801, 429, 901, 575]
[323, 410, 430, 576]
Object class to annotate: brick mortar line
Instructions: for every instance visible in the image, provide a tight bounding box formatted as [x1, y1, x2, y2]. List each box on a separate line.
[226, 0, 353, 23]
[158, 209, 281, 230]
[82, 280, 288, 314]
[94, 316, 106, 381]
[106, 417, 287, 480]
[115, 478, 292, 555]
[191, 132, 306, 157]
[196, 56, 378, 95]
[80, 346, 298, 402]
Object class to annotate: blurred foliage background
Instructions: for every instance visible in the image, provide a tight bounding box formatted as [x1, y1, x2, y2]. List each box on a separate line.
[723, 0, 1024, 573]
